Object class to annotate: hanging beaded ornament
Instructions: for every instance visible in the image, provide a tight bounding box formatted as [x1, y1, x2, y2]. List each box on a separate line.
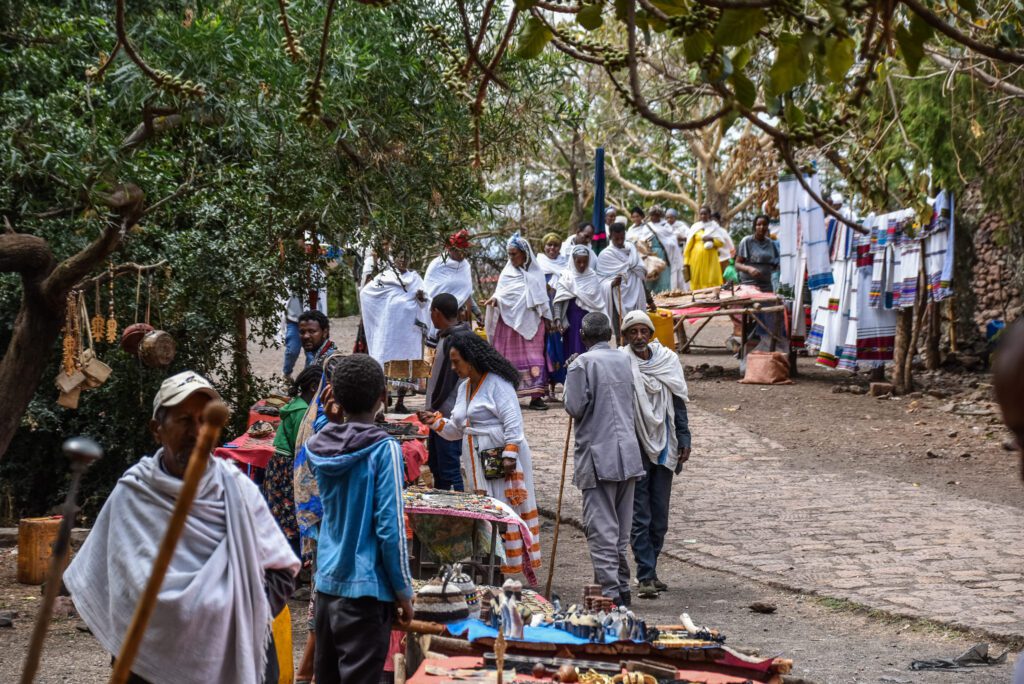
[62, 291, 81, 376]
[105, 261, 118, 343]
[90, 281, 105, 342]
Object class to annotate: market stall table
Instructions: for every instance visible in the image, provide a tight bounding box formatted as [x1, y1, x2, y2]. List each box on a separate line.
[654, 286, 792, 375]
[405, 488, 539, 587]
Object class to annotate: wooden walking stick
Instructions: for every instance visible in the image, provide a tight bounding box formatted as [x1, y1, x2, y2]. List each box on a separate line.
[20, 437, 102, 684]
[544, 416, 573, 599]
[109, 400, 230, 684]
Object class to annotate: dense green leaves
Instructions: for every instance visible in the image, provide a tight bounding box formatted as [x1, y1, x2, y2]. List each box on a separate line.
[895, 14, 935, 75]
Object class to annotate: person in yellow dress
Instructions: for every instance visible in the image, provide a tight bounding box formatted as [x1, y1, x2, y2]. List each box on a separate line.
[684, 206, 736, 290]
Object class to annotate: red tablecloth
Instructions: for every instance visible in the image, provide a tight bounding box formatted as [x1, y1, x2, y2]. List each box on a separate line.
[408, 656, 778, 683]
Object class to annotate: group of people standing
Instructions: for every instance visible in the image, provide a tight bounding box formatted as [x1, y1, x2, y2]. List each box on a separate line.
[59, 220, 698, 684]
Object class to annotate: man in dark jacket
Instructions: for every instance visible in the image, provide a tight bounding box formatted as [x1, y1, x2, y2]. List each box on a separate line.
[423, 293, 473, 491]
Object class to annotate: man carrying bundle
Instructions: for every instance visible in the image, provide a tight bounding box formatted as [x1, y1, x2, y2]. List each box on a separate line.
[64, 371, 300, 684]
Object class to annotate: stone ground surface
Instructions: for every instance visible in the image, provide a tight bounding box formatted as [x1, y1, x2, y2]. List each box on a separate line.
[2, 314, 1021, 683]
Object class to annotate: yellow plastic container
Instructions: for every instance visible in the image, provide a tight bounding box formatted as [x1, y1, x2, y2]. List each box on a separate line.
[652, 309, 676, 350]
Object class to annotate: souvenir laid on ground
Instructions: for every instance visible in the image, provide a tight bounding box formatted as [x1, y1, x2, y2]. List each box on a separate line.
[414, 569, 471, 623]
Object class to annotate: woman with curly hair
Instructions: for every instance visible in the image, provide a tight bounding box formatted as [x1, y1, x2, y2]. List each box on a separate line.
[418, 333, 542, 581]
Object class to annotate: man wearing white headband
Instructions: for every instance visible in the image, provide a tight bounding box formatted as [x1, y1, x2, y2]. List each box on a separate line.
[619, 312, 691, 600]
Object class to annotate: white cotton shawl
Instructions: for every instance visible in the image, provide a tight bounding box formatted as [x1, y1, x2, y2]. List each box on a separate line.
[493, 245, 551, 339]
[64, 452, 299, 684]
[536, 251, 569, 277]
[689, 221, 734, 262]
[360, 269, 429, 364]
[646, 221, 686, 290]
[553, 260, 610, 319]
[620, 343, 689, 466]
[596, 242, 647, 312]
[424, 254, 475, 306]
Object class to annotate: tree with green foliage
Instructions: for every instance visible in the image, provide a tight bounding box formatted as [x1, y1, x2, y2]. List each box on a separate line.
[0, 0, 531, 518]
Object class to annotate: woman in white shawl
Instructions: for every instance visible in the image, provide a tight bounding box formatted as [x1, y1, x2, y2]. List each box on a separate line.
[553, 245, 611, 357]
[485, 232, 554, 410]
[423, 229, 480, 342]
[359, 254, 429, 413]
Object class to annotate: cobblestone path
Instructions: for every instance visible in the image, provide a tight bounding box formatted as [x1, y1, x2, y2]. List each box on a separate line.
[523, 402, 1024, 640]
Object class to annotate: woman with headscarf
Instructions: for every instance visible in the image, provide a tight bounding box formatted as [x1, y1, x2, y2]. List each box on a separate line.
[417, 333, 542, 581]
[485, 232, 554, 411]
[536, 232, 569, 395]
[553, 245, 611, 357]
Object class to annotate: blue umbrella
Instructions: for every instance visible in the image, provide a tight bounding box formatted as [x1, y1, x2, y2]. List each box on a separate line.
[592, 147, 606, 253]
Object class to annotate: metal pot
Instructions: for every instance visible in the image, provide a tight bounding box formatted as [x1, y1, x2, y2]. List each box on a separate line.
[139, 329, 176, 368]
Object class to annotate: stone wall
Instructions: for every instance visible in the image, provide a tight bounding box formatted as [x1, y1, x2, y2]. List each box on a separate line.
[970, 212, 1023, 334]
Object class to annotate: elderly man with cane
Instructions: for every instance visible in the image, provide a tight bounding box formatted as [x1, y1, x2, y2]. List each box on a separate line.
[64, 371, 300, 684]
[563, 312, 645, 607]
[619, 311, 692, 600]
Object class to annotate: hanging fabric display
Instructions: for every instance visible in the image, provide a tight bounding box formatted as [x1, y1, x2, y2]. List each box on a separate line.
[925, 190, 955, 301]
[802, 174, 834, 291]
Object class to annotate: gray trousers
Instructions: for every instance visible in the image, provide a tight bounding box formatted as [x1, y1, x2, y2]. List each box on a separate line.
[581, 479, 636, 598]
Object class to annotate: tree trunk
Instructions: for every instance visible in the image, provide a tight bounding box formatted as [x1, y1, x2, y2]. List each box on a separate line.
[0, 296, 64, 458]
[0, 193, 140, 459]
[924, 300, 941, 370]
[891, 308, 913, 393]
[233, 306, 250, 401]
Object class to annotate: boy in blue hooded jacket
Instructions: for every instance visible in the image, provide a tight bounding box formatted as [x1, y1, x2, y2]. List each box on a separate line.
[305, 353, 414, 684]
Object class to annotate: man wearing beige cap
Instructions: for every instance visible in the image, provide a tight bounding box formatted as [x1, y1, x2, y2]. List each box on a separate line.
[619, 311, 691, 600]
[64, 371, 300, 684]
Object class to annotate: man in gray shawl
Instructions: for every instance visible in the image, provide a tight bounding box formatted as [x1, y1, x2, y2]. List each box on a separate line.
[619, 311, 691, 600]
[564, 312, 645, 606]
[64, 371, 300, 684]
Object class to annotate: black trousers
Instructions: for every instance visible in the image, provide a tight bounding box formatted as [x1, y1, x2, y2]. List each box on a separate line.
[314, 592, 394, 684]
[631, 455, 674, 582]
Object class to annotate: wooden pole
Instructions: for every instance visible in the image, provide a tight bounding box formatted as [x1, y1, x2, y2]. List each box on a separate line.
[20, 438, 102, 684]
[544, 417, 573, 599]
[109, 401, 229, 684]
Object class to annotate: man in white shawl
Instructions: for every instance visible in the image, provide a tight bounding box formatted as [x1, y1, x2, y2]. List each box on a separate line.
[359, 255, 429, 413]
[64, 371, 300, 684]
[619, 311, 691, 600]
[423, 229, 480, 339]
[597, 221, 655, 340]
[485, 231, 554, 410]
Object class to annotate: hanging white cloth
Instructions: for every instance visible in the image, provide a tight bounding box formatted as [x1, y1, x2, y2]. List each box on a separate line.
[778, 178, 802, 289]
[359, 269, 428, 364]
[802, 174, 834, 291]
[64, 452, 299, 684]
[490, 235, 551, 340]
